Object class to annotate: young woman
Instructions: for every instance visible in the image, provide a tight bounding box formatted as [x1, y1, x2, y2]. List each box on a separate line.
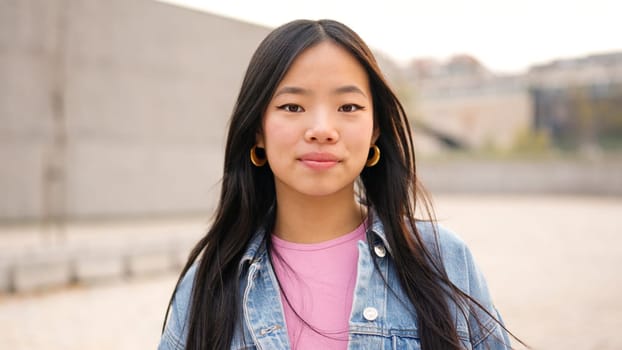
[159, 19, 518, 350]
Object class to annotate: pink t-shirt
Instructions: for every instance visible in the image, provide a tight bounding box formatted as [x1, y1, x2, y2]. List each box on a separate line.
[271, 222, 366, 350]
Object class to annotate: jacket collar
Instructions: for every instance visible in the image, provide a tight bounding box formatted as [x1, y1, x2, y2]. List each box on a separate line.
[366, 209, 393, 255]
[238, 208, 391, 269]
[239, 226, 267, 268]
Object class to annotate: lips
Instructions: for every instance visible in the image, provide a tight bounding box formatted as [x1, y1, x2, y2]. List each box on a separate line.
[299, 152, 340, 170]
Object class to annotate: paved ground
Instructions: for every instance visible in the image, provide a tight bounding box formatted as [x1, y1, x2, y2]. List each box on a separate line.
[0, 194, 620, 349]
[0, 274, 177, 350]
[432, 195, 622, 350]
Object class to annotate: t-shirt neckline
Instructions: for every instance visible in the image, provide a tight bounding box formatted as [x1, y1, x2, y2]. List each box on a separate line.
[271, 221, 367, 251]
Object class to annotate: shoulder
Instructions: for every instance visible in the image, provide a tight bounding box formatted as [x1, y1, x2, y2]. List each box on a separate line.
[414, 221, 487, 296]
[174, 263, 199, 310]
[158, 264, 198, 350]
[415, 221, 470, 263]
[415, 221, 510, 347]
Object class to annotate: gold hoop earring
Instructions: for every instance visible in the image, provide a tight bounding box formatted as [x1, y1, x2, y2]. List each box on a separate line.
[366, 145, 380, 167]
[250, 146, 267, 167]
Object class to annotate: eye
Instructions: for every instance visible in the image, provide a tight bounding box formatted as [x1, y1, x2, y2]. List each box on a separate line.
[277, 104, 305, 113]
[338, 104, 364, 112]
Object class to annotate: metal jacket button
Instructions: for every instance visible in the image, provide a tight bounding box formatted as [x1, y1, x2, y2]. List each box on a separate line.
[374, 244, 386, 258]
[363, 307, 379, 321]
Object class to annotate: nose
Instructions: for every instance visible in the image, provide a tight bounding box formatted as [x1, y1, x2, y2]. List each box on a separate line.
[304, 109, 339, 143]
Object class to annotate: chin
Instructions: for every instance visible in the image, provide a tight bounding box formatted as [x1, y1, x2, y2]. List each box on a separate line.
[297, 183, 354, 198]
[275, 176, 358, 199]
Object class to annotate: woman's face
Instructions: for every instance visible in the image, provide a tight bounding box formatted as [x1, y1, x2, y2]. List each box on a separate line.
[257, 41, 377, 199]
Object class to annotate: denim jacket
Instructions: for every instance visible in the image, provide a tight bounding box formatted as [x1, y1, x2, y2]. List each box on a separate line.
[159, 215, 511, 350]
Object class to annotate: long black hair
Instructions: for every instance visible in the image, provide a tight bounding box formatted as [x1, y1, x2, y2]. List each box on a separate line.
[163, 19, 519, 349]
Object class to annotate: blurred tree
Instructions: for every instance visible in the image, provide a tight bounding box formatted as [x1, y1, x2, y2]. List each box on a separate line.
[533, 83, 622, 152]
[595, 84, 622, 149]
[570, 86, 599, 152]
[511, 127, 551, 154]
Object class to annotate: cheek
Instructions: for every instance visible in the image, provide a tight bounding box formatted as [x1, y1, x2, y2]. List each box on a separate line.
[347, 119, 375, 147]
[263, 118, 299, 152]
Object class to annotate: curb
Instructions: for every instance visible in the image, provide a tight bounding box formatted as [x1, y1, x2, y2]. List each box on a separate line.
[0, 236, 198, 294]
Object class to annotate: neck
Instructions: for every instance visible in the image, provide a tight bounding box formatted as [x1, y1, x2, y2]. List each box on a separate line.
[273, 186, 365, 244]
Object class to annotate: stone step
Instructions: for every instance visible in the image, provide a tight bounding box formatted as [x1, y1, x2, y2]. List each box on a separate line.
[0, 236, 199, 294]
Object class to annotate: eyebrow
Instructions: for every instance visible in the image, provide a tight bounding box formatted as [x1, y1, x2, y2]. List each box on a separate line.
[334, 85, 368, 97]
[273, 85, 368, 98]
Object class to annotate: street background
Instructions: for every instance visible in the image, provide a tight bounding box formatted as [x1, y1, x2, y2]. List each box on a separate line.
[1, 194, 621, 349]
[1, 1, 621, 349]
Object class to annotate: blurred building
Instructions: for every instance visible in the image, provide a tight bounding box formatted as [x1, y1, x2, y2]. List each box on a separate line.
[528, 52, 622, 151]
[0, 0, 270, 220]
[404, 52, 622, 154]
[406, 55, 532, 152]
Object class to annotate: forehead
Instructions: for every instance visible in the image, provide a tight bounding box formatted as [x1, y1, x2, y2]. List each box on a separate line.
[276, 41, 370, 93]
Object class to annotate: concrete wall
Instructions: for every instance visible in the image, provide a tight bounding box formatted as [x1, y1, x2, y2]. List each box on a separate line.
[2, 1, 619, 223]
[419, 158, 622, 196]
[0, 0, 271, 220]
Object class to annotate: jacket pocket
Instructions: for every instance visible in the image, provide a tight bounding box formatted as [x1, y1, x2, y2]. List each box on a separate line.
[391, 335, 422, 350]
[391, 334, 474, 350]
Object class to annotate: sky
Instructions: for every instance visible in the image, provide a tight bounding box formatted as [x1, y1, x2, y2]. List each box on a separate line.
[157, 0, 621, 74]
